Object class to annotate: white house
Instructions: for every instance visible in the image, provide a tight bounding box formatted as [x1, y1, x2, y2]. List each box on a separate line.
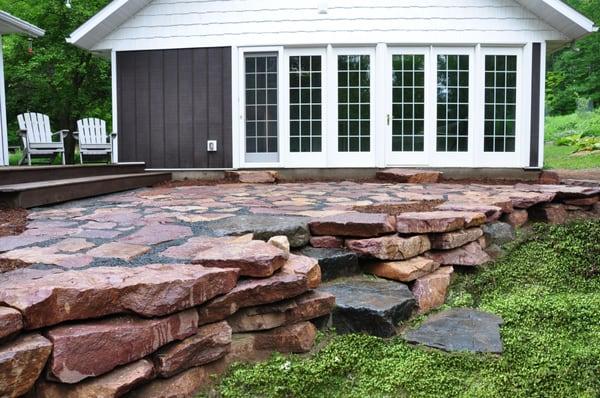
[68, 0, 596, 170]
[0, 11, 44, 166]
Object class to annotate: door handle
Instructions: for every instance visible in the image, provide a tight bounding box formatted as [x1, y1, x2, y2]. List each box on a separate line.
[386, 114, 390, 126]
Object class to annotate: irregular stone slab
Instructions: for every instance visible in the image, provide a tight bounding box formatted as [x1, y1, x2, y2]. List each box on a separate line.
[197, 272, 308, 325]
[529, 203, 568, 224]
[121, 223, 192, 246]
[508, 191, 556, 208]
[310, 236, 344, 248]
[0, 246, 94, 269]
[0, 306, 23, 341]
[564, 196, 599, 206]
[502, 209, 528, 228]
[411, 267, 454, 313]
[47, 309, 198, 383]
[404, 308, 503, 353]
[160, 235, 253, 260]
[308, 212, 396, 238]
[225, 170, 279, 183]
[127, 359, 227, 398]
[538, 170, 560, 184]
[395, 211, 466, 233]
[193, 240, 287, 278]
[206, 215, 310, 248]
[425, 242, 491, 266]
[281, 253, 321, 289]
[228, 291, 335, 332]
[154, 321, 232, 378]
[376, 168, 442, 183]
[0, 333, 52, 398]
[364, 257, 440, 282]
[297, 247, 360, 282]
[346, 234, 431, 260]
[253, 322, 317, 353]
[435, 202, 502, 222]
[37, 359, 155, 398]
[353, 200, 445, 215]
[0, 235, 52, 253]
[515, 183, 600, 200]
[318, 277, 416, 337]
[87, 242, 150, 260]
[49, 238, 95, 253]
[74, 229, 121, 239]
[430, 228, 484, 250]
[268, 235, 290, 255]
[0, 264, 238, 329]
[482, 222, 515, 246]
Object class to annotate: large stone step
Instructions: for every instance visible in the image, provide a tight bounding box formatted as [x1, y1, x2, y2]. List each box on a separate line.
[297, 246, 360, 282]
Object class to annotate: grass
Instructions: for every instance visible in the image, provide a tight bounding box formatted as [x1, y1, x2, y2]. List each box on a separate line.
[544, 110, 600, 169]
[213, 220, 600, 398]
[544, 143, 600, 169]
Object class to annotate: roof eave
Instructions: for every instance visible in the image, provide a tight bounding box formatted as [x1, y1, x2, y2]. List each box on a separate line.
[0, 11, 45, 37]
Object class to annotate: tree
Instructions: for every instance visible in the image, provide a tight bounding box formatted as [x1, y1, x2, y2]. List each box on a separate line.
[0, 0, 111, 162]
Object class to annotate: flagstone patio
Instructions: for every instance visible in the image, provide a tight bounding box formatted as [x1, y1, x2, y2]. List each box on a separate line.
[0, 180, 598, 273]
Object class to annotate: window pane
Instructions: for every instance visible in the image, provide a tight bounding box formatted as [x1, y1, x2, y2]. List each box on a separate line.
[289, 55, 322, 153]
[437, 54, 469, 152]
[484, 55, 517, 153]
[391, 54, 425, 152]
[246, 54, 278, 154]
[338, 55, 371, 152]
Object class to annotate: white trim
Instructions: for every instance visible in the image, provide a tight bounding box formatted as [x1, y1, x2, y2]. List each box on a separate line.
[231, 46, 240, 169]
[111, 50, 119, 163]
[0, 11, 44, 37]
[538, 41, 547, 169]
[0, 36, 7, 166]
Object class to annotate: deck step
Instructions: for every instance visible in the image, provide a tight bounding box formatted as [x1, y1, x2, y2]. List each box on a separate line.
[0, 163, 147, 185]
[0, 172, 171, 208]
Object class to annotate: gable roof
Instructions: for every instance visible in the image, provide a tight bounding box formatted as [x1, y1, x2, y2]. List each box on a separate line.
[0, 10, 45, 37]
[67, 0, 597, 51]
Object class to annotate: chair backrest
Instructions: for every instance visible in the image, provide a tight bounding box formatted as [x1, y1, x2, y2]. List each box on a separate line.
[77, 118, 108, 145]
[17, 113, 53, 144]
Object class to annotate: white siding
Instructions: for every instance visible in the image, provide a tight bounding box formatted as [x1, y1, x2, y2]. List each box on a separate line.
[94, 0, 567, 51]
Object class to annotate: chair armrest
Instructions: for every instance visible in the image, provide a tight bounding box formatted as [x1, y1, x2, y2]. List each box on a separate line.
[72, 131, 80, 141]
[110, 132, 117, 138]
[52, 130, 70, 138]
[18, 129, 27, 137]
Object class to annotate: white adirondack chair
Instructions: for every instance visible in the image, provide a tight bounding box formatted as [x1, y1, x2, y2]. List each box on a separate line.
[17, 112, 68, 166]
[74, 118, 116, 164]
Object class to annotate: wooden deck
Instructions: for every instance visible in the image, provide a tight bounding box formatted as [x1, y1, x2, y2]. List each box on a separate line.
[0, 163, 171, 208]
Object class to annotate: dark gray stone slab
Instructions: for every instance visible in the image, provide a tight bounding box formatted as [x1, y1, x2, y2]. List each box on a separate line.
[317, 276, 416, 337]
[205, 215, 310, 248]
[297, 247, 360, 282]
[482, 222, 515, 246]
[404, 308, 504, 353]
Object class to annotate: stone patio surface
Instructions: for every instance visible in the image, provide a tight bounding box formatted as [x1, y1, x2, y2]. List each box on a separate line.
[0, 180, 597, 273]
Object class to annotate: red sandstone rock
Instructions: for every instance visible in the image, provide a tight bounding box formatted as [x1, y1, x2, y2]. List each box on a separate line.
[87, 242, 150, 260]
[429, 228, 484, 250]
[310, 236, 344, 249]
[411, 267, 454, 314]
[538, 171, 560, 185]
[47, 309, 198, 383]
[160, 235, 253, 260]
[0, 333, 52, 398]
[154, 321, 232, 378]
[193, 240, 287, 278]
[376, 168, 442, 183]
[0, 306, 22, 341]
[225, 170, 279, 183]
[281, 254, 322, 289]
[197, 272, 309, 325]
[308, 212, 396, 237]
[37, 359, 155, 398]
[425, 242, 491, 266]
[564, 196, 599, 206]
[529, 203, 568, 224]
[364, 256, 440, 282]
[502, 209, 529, 228]
[346, 235, 431, 260]
[508, 191, 557, 209]
[253, 322, 317, 353]
[127, 359, 227, 398]
[121, 223, 193, 246]
[395, 211, 467, 233]
[0, 264, 238, 329]
[227, 291, 335, 332]
[435, 202, 502, 222]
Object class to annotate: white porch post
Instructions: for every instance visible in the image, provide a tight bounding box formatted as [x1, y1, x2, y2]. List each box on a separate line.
[0, 35, 8, 166]
[111, 50, 119, 164]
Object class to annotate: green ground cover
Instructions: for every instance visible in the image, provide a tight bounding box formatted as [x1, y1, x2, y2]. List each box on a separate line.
[544, 110, 600, 169]
[213, 220, 600, 398]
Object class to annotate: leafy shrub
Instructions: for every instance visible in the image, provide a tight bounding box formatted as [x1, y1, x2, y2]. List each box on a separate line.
[545, 109, 600, 143]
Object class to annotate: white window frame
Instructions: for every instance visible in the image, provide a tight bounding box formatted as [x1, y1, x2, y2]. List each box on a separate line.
[327, 46, 377, 168]
[238, 46, 284, 168]
[430, 47, 476, 167]
[281, 48, 328, 168]
[475, 46, 524, 167]
[385, 46, 432, 166]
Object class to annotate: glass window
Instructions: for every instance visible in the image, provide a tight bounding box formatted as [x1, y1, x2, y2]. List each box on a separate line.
[338, 55, 370, 152]
[289, 55, 322, 153]
[392, 54, 425, 152]
[437, 55, 469, 152]
[484, 55, 517, 152]
[245, 54, 278, 154]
